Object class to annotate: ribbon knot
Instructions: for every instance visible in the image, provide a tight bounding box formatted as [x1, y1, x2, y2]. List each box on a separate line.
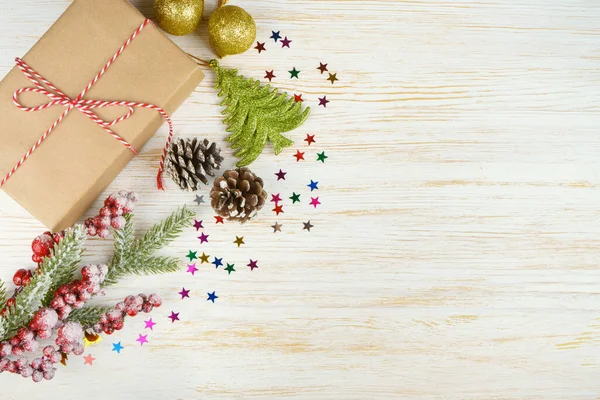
[2, 19, 174, 190]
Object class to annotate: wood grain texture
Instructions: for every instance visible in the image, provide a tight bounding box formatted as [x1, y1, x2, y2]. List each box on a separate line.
[1, 0, 600, 398]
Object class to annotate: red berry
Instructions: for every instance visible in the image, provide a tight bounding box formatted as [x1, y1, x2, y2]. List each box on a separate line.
[97, 229, 110, 238]
[21, 272, 32, 286]
[32, 370, 44, 383]
[99, 206, 111, 216]
[32, 233, 54, 259]
[6, 361, 18, 373]
[12, 345, 24, 356]
[103, 326, 115, 335]
[112, 320, 124, 331]
[13, 269, 28, 286]
[17, 328, 34, 341]
[43, 346, 55, 358]
[5, 297, 16, 309]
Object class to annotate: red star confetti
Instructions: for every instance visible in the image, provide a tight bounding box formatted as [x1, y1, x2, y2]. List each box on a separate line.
[214, 215, 224, 224]
[275, 169, 287, 180]
[254, 41, 266, 53]
[293, 94, 303, 103]
[304, 134, 315, 145]
[271, 193, 282, 203]
[317, 62, 328, 74]
[264, 70, 275, 82]
[273, 204, 284, 215]
[248, 259, 259, 271]
[281, 36, 291, 48]
[318, 96, 330, 107]
[83, 354, 95, 366]
[310, 197, 321, 208]
[294, 150, 305, 161]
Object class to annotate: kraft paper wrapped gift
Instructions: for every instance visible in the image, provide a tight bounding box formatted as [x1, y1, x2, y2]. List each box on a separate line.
[0, 0, 203, 231]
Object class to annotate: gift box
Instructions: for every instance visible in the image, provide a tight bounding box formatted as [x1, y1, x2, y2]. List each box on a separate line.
[0, 0, 203, 231]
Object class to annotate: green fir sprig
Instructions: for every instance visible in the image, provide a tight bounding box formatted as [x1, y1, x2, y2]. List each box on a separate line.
[66, 306, 112, 329]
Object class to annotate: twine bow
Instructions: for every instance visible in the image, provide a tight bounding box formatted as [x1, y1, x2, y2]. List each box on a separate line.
[1, 19, 174, 190]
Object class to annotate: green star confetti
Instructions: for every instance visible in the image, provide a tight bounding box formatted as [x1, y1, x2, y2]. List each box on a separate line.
[186, 250, 198, 262]
[317, 151, 328, 163]
[225, 263, 236, 274]
[289, 193, 301, 203]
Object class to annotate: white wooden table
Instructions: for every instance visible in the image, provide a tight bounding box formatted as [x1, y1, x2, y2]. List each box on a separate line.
[1, 0, 599, 398]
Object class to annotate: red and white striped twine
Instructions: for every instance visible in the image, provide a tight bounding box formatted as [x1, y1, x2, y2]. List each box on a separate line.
[2, 19, 173, 190]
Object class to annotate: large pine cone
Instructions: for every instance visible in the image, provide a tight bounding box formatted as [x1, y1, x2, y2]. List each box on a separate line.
[165, 138, 224, 191]
[210, 167, 267, 223]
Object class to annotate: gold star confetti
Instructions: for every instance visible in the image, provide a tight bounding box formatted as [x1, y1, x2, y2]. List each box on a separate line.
[233, 236, 245, 247]
[83, 332, 102, 349]
[271, 222, 282, 233]
[327, 73, 338, 84]
[199, 252, 210, 263]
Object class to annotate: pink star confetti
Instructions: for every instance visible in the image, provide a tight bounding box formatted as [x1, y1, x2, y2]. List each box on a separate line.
[136, 334, 148, 346]
[198, 232, 209, 244]
[144, 318, 156, 330]
[193, 220, 204, 230]
[187, 263, 198, 275]
[179, 288, 190, 299]
[310, 197, 321, 208]
[271, 193, 282, 203]
[248, 259, 259, 271]
[83, 354, 95, 366]
[168, 311, 180, 323]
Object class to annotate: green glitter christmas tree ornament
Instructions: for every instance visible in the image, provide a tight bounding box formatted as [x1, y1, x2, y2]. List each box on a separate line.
[191, 55, 310, 167]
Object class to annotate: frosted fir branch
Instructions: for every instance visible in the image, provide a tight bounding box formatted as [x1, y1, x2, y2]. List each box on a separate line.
[66, 306, 111, 330]
[0, 226, 86, 341]
[0, 280, 6, 308]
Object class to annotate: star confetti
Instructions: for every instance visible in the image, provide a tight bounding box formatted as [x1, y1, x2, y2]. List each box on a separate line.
[186, 263, 198, 275]
[112, 342, 124, 354]
[317, 151, 328, 163]
[193, 195, 205, 205]
[294, 94, 303, 103]
[273, 204, 284, 215]
[248, 259, 259, 271]
[271, 193, 282, 203]
[225, 263, 236, 274]
[193, 220, 204, 231]
[318, 96, 330, 108]
[264, 70, 276, 82]
[234, 236, 245, 247]
[271, 222, 282, 233]
[179, 288, 190, 299]
[289, 67, 300, 79]
[289, 193, 301, 203]
[307, 180, 319, 191]
[212, 257, 224, 268]
[83, 354, 95, 365]
[207, 291, 218, 303]
[199, 252, 210, 263]
[214, 215, 224, 224]
[270, 31, 281, 42]
[136, 334, 148, 346]
[83, 333, 102, 349]
[317, 62, 328, 74]
[281, 36, 291, 48]
[294, 150, 305, 161]
[254, 41, 266, 53]
[275, 169, 287, 180]
[303, 220, 314, 231]
[144, 318, 156, 330]
[310, 197, 321, 208]
[327, 73, 338, 84]
[198, 232, 209, 244]
[186, 250, 198, 262]
[304, 134, 315, 145]
[168, 312, 180, 323]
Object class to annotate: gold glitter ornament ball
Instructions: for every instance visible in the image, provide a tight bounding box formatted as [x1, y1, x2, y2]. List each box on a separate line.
[154, 0, 204, 36]
[208, 5, 256, 58]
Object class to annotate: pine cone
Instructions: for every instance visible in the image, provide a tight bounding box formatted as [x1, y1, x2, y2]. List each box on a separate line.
[210, 167, 267, 223]
[165, 138, 224, 191]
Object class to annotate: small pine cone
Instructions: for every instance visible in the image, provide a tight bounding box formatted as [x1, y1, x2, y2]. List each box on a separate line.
[210, 167, 267, 223]
[165, 138, 224, 191]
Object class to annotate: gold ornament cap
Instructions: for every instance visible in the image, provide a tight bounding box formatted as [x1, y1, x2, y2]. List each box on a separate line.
[154, 0, 204, 36]
[208, 5, 256, 58]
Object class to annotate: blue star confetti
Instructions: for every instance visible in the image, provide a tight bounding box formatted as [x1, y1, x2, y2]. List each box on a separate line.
[212, 257, 224, 269]
[112, 342, 124, 354]
[307, 180, 319, 191]
[207, 291, 218, 303]
[270, 31, 282, 42]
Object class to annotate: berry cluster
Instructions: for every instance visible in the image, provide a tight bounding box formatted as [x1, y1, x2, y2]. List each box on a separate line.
[84, 191, 137, 238]
[31, 231, 64, 264]
[55, 322, 85, 355]
[50, 264, 107, 320]
[93, 294, 161, 335]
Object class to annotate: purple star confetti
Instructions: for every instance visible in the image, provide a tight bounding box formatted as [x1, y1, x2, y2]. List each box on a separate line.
[248, 259, 259, 271]
[318, 96, 330, 108]
[198, 232, 209, 244]
[193, 219, 204, 230]
[144, 318, 156, 330]
[168, 311, 180, 323]
[275, 169, 287, 180]
[179, 288, 190, 299]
